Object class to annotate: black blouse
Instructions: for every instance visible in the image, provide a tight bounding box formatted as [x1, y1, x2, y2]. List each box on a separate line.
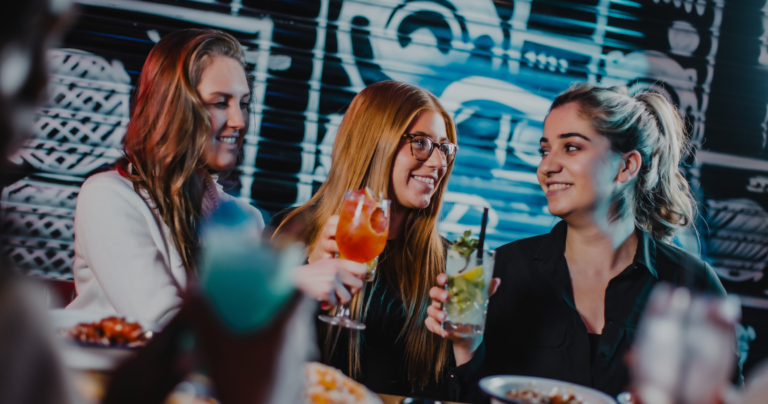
[321, 241, 452, 399]
[268, 208, 452, 398]
[449, 221, 741, 403]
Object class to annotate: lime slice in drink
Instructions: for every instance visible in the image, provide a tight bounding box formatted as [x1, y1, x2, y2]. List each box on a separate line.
[460, 265, 484, 282]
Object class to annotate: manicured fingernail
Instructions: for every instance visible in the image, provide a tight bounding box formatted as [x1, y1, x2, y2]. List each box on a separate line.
[440, 312, 446, 320]
[442, 293, 448, 300]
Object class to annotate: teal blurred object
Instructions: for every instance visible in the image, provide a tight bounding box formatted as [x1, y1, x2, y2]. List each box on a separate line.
[199, 201, 302, 334]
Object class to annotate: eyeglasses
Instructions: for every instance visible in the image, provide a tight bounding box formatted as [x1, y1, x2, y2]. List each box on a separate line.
[401, 133, 458, 167]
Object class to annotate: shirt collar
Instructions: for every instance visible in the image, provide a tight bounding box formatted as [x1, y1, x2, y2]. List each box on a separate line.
[533, 220, 659, 279]
[534, 220, 566, 265]
[533, 221, 574, 310]
[634, 228, 659, 279]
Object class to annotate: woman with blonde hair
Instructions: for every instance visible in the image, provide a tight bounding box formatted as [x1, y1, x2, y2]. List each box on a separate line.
[68, 28, 364, 324]
[427, 83, 739, 402]
[274, 80, 459, 398]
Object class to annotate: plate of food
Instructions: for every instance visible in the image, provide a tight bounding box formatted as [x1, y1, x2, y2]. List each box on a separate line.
[304, 362, 382, 404]
[50, 309, 157, 370]
[479, 376, 617, 404]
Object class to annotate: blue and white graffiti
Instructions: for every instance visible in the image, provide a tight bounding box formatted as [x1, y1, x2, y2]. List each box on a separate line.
[0, 0, 725, 273]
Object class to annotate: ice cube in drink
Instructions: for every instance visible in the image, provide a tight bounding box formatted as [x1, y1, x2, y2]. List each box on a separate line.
[442, 248, 494, 335]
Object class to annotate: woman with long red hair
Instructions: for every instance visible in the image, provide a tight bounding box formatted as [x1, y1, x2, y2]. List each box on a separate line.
[274, 80, 460, 398]
[67, 29, 364, 324]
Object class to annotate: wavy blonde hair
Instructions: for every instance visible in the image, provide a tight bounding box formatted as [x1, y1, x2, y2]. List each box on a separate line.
[549, 83, 695, 241]
[118, 29, 248, 276]
[276, 81, 455, 390]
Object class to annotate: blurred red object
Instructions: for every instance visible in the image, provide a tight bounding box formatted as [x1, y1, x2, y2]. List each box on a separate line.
[30, 276, 76, 308]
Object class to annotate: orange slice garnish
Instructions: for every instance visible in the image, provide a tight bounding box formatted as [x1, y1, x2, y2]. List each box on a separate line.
[369, 208, 388, 235]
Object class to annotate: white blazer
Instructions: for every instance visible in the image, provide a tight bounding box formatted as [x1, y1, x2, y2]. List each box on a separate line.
[66, 170, 264, 325]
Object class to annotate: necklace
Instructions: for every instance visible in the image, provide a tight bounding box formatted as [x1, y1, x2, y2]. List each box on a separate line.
[205, 178, 219, 212]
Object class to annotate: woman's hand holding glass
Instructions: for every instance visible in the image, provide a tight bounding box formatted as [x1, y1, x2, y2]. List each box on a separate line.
[294, 259, 365, 306]
[307, 215, 340, 264]
[301, 214, 366, 307]
[426, 273, 501, 366]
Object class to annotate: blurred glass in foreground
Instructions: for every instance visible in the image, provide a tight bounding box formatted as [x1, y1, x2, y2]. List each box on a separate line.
[631, 283, 740, 404]
[192, 200, 316, 404]
[199, 201, 302, 334]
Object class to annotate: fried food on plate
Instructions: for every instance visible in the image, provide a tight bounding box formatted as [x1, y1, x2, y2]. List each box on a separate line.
[305, 362, 382, 404]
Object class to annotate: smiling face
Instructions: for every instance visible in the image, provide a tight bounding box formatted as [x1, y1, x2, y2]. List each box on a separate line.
[390, 110, 449, 210]
[197, 55, 250, 172]
[537, 102, 625, 222]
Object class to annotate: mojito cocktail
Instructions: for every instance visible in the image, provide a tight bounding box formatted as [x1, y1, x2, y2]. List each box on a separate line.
[442, 233, 494, 335]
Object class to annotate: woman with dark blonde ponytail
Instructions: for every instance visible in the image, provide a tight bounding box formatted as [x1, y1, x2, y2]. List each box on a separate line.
[427, 83, 739, 401]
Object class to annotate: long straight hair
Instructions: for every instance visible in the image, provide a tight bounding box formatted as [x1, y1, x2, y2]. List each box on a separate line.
[118, 29, 248, 276]
[275, 81, 455, 390]
[549, 83, 695, 242]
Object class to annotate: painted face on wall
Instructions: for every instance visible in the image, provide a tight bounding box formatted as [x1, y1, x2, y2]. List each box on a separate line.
[390, 110, 450, 210]
[335, 0, 505, 87]
[537, 102, 623, 222]
[197, 55, 250, 172]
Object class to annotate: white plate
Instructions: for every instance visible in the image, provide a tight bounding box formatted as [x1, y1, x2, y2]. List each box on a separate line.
[49, 309, 158, 371]
[480, 375, 617, 404]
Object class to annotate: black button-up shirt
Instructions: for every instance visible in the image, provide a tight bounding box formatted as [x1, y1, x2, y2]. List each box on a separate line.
[449, 221, 739, 402]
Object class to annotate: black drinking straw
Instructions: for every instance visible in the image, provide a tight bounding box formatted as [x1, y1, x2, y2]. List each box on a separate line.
[477, 207, 489, 259]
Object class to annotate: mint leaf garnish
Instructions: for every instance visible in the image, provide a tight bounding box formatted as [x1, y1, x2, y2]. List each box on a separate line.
[452, 230, 479, 273]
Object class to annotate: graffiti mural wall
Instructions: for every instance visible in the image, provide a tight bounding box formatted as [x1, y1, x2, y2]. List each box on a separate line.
[2, 0, 768, 374]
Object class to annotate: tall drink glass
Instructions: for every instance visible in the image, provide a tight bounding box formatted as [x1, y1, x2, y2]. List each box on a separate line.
[318, 189, 390, 330]
[442, 248, 494, 335]
[631, 284, 739, 404]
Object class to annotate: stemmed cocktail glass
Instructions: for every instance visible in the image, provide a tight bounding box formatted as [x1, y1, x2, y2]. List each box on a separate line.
[318, 189, 390, 330]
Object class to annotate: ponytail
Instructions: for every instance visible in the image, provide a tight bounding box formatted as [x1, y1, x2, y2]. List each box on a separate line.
[632, 92, 695, 241]
[549, 83, 696, 242]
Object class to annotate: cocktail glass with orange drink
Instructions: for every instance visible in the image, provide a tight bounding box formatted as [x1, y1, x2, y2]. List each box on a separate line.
[318, 188, 390, 330]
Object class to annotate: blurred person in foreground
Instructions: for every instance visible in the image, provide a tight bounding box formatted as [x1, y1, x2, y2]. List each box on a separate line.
[0, 7, 357, 401]
[66, 28, 365, 325]
[426, 83, 741, 402]
[0, 0, 83, 403]
[272, 80, 464, 399]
